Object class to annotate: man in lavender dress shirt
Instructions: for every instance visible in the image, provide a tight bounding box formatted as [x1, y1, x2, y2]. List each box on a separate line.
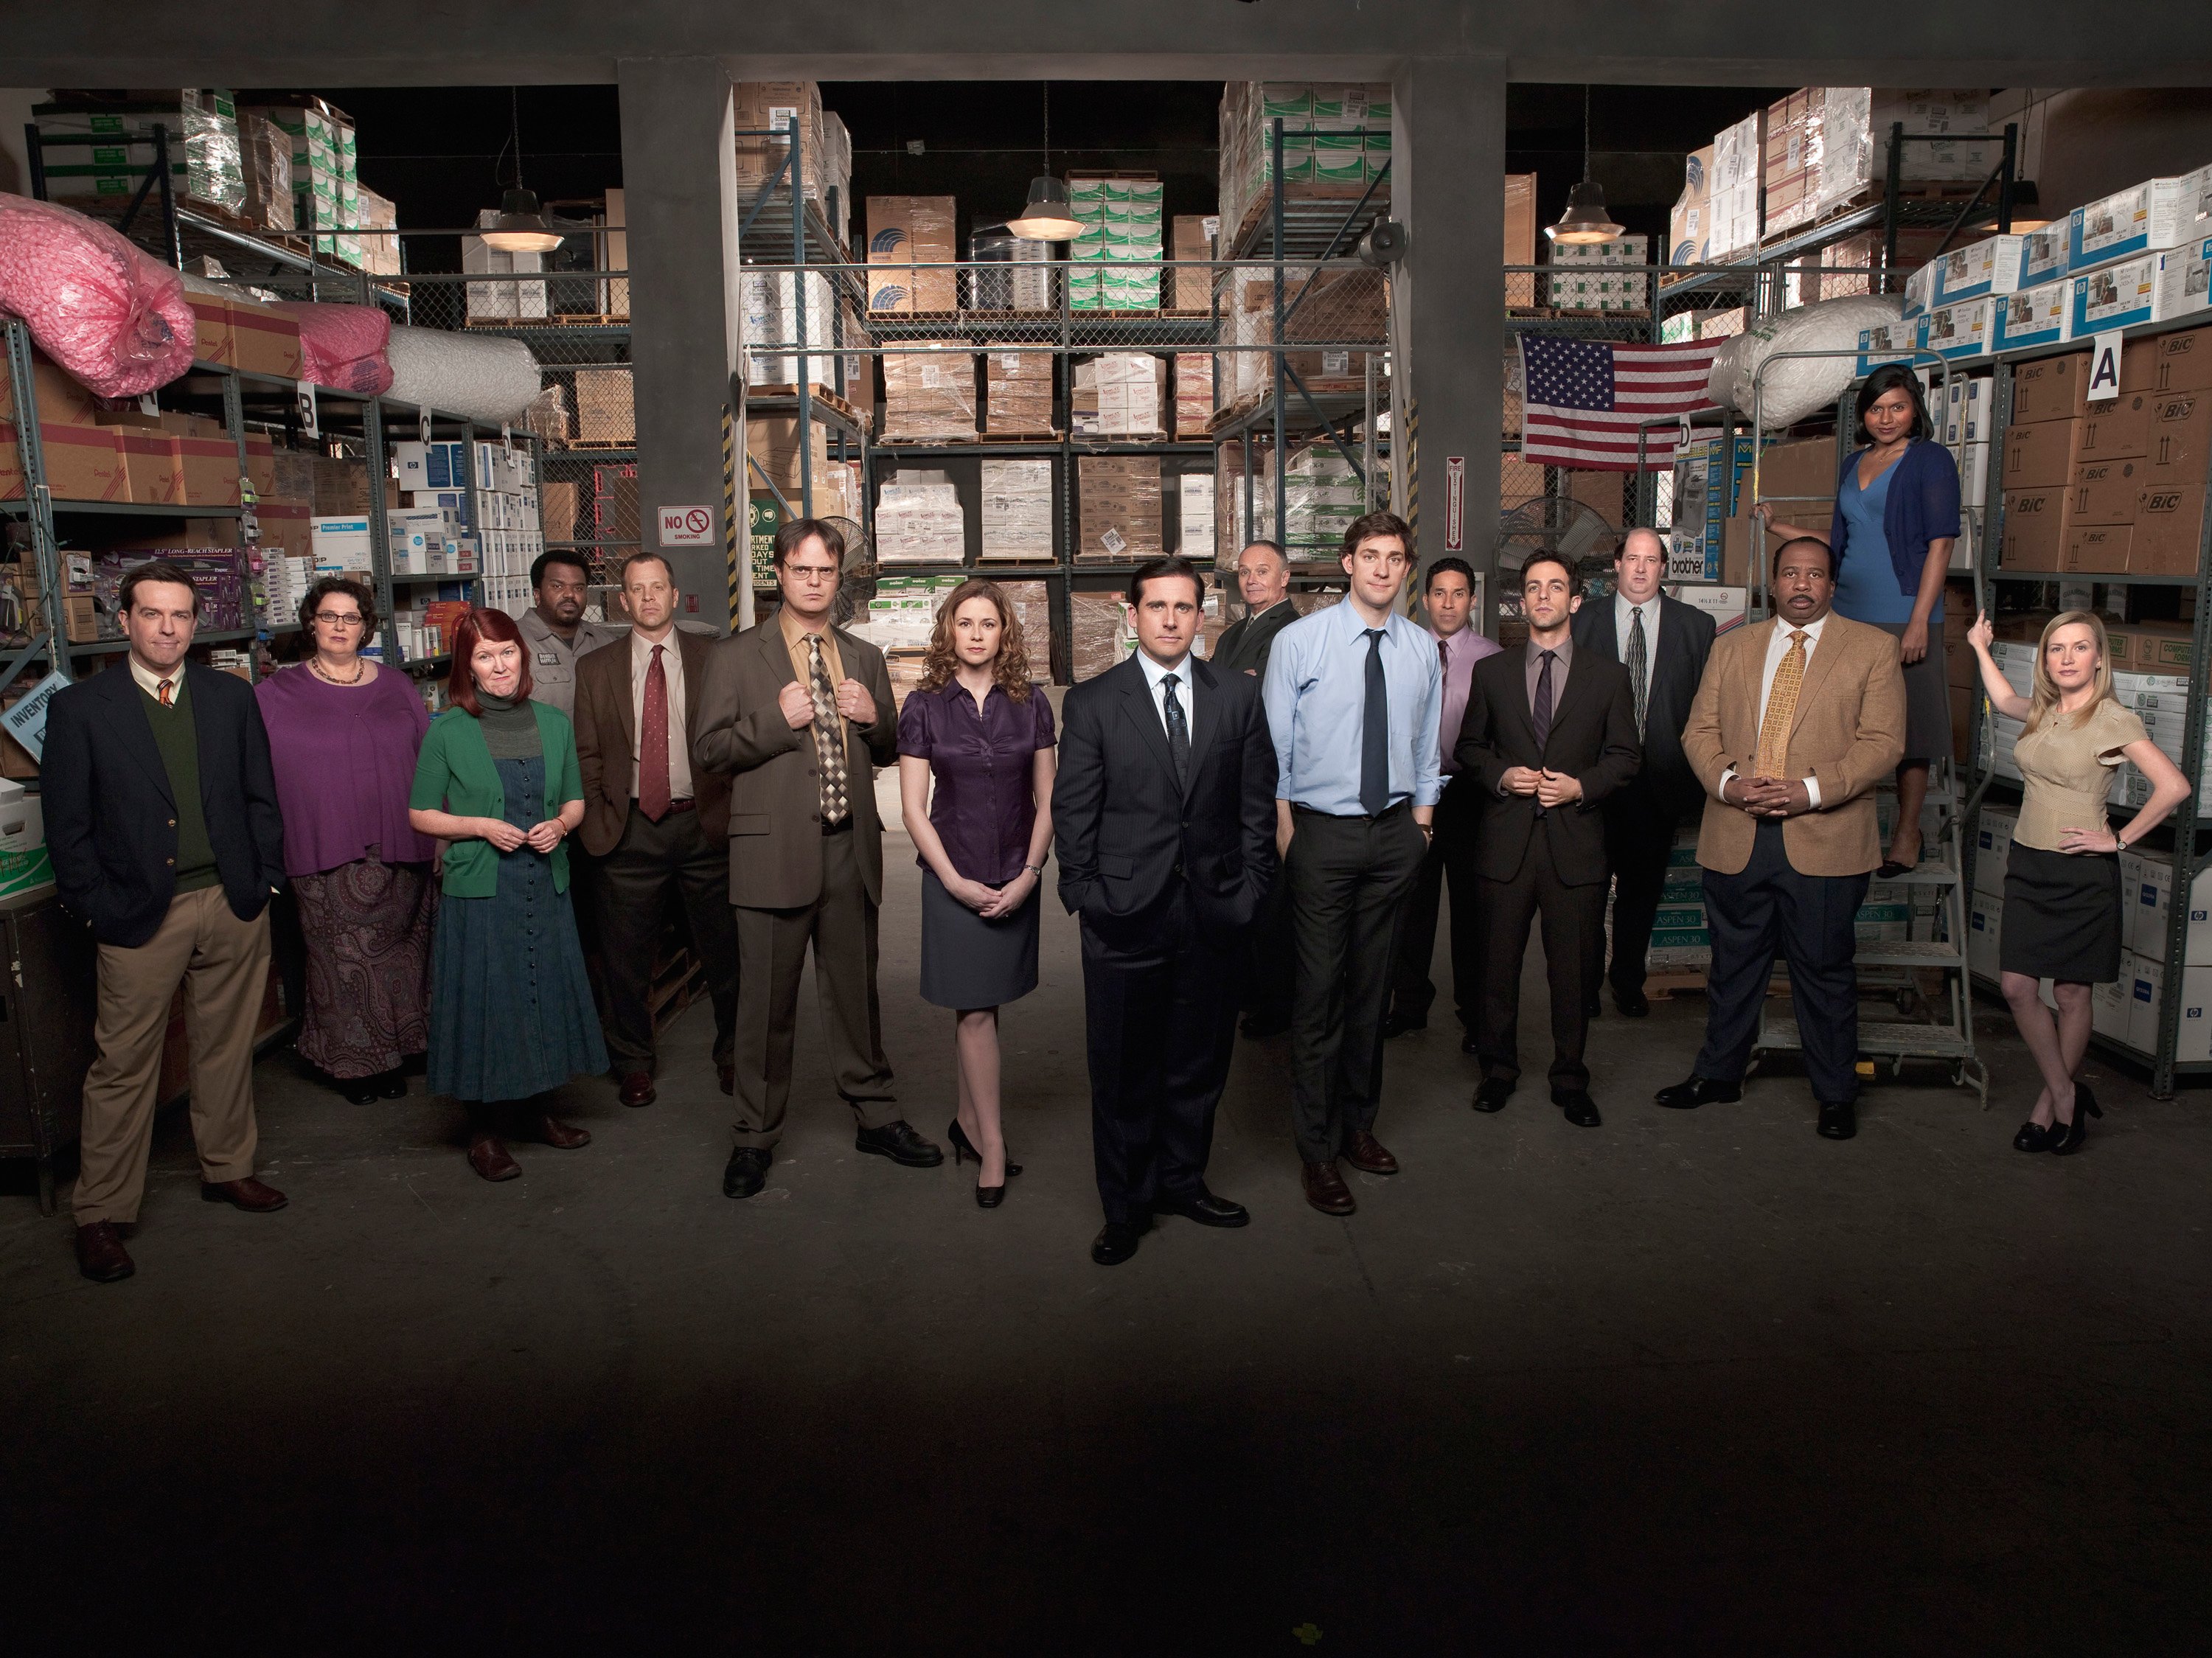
[1385, 557, 1500, 1047]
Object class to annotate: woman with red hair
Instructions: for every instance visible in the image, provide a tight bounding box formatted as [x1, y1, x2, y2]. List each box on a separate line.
[408, 607, 607, 1180]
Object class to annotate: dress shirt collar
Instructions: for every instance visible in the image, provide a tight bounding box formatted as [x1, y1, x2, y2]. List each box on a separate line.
[1526, 630, 1574, 669]
[129, 654, 182, 700]
[1332, 599, 1406, 647]
[1773, 613, 1830, 647]
[631, 623, 678, 668]
[1616, 592, 1660, 627]
[778, 606, 834, 653]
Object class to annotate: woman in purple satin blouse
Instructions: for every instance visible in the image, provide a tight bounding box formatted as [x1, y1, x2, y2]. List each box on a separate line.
[255, 577, 438, 1104]
[896, 579, 1057, 1208]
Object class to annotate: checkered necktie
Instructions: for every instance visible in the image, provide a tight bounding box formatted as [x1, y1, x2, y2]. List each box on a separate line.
[805, 635, 849, 825]
[1754, 630, 1809, 781]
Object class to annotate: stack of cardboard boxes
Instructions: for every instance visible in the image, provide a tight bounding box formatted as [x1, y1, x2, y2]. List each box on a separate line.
[978, 460, 1054, 562]
[1217, 83, 1391, 252]
[1076, 456, 1164, 562]
[879, 345, 978, 442]
[1069, 175, 1165, 312]
[874, 480, 966, 565]
[866, 197, 958, 314]
[1999, 329, 2212, 577]
[1667, 147, 1714, 270]
[1071, 355, 1166, 439]
[35, 91, 248, 217]
[733, 83, 852, 236]
[1173, 353, 1215, 437]
[984, 349, 1054, 437]
[1545, 234, 1651, 314]
[1170, 214, 1219, 313]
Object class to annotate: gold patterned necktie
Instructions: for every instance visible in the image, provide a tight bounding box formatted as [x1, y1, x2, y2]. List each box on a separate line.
[1753, 629, 1809, 781]
[806, 635, 849, 825]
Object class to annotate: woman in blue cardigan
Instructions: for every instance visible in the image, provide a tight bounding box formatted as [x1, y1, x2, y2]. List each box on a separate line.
[1756, 363, 1961, 876]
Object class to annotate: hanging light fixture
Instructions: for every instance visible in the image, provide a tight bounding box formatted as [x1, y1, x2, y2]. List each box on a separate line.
[1547, 85, 1624, 245]
[1006, 82, 1083, 243]
[482, 87, 564, 254]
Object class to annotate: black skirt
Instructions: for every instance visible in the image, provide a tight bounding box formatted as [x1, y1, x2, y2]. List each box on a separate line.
[1999, 844, 2123, 984]
[1871, 621, 1954, 763]
[919, 865, 1041, 1009]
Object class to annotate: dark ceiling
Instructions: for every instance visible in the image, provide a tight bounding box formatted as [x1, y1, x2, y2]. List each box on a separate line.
[277, 80, 1800, 271]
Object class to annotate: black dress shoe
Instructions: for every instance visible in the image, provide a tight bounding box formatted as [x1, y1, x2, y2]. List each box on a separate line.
[1613, 986, 1650, 1018]
[1380, 1009, 1426, 1038]
[1585, 997, 1603, 1018]
[1472, 1076, 1514, 1113]
[376, 1068, 411, 1099]
[723, 1146, 772, 1198]
[1460, 1031, 1481, 1055]
[855, 1121, 944, 1167]
[338, 1074, 381, 1105]
[1554, 1089, 1602, 1128]
[1655, 1075, 1742, 1110]
[1816, 1100, 1857, 1140]
[2013, 1120, 2055, 1152]
[1155, 1188, 1250, 1227]
[1091, 1216, 1152, 1265]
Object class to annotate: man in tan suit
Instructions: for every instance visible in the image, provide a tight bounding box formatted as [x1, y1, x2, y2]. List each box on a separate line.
[694, 518, 940, 1199]
[1660, 537, 1906, 1139]
[572, 551, 737, 1107]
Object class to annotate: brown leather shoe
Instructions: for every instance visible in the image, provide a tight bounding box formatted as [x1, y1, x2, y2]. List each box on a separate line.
[538, 1115, 591, 1150]
[200, 1177, 288, 1213]
[1303, 1159, 1356, 1216]
[74, 1221, 136, 1282]
[1341, 1131, 1399, 1175]
[718, 1063, 734, 1096]
[618, 1071, 656, 1108]
[468, 1133, 522, 1182]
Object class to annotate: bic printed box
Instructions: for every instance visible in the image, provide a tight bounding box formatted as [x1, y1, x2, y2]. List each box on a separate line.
[2078, 393, 2152, 461]
[1993, 281, 2072, 352]
[2145, 386, 2212, 485]
[2070, 457, 2148, 523]
[2070, 176, 2200, 274]
[2001, 417, 2085, 490]
[2130, 484, 2211, 576]
[2011, 352, 2093, 423]
[2073, 254, 2161, 335]
[2123, 325, 2212, 394]
[1997, 487, 2072, 571]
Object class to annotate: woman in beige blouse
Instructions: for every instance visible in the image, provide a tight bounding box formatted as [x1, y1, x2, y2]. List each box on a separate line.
[1966, 610, 2191, 1153]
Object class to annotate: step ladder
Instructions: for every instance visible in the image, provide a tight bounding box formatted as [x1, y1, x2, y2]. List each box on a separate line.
[1753, 758, 1989, 1105]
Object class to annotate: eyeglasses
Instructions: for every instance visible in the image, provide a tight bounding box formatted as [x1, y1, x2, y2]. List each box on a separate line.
[311, 612, 366, 627]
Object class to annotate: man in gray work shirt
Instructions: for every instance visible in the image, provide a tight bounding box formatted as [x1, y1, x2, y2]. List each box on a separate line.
[517, 548, 622, 717]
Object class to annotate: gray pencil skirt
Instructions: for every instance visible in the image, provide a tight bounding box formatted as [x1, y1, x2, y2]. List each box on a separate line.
[919, 866, 1041, 1010]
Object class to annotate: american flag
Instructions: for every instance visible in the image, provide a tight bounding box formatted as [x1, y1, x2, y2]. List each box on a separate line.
[1519, 335, 1720, 471]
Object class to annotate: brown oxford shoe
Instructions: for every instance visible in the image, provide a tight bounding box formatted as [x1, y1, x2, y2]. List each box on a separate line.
[467, 1133, 522, 1182]
[1341, 1131, 1399, 1175]
[618, 1071, 656, 1108]
[538, 1115, 591, 1151]
[74, 1222, 136, 1283]
[718, 1063, 734, 1096]
[200, 1177, 289, 1213]
[1302, 1159, 1356, 1216]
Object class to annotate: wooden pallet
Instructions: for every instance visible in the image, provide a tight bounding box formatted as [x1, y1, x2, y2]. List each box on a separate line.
[978, 428, 1063, 443]
[748, 384, 862, 426]
[468, 312, 630, 328]
[1757, 178, 2000, 251]
[1072, 429, 1169, 444]
[875, 431, 982, 446]
[560, 438, 639, 450]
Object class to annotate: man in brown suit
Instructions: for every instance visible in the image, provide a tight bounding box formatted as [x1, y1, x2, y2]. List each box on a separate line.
[572, 551, 738, 1107]
[1661, 537, 1907, 1139]
[694, 518, 941, 1198]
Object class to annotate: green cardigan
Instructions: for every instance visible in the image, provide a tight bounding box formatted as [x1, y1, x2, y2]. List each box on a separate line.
[408, 700, 584, 896]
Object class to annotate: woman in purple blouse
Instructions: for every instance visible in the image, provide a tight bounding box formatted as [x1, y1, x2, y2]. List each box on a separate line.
[254, 577, 438, 1104]
[896, 579, 1057, 1208]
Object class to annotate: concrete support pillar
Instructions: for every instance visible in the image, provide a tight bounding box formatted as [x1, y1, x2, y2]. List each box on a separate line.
[1393, 58, 1506, 633]
[616, 58, 748, 632]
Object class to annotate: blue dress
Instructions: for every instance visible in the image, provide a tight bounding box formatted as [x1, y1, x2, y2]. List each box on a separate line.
[1833, 453, 1950, 763]
[426, 753, 608, 1101]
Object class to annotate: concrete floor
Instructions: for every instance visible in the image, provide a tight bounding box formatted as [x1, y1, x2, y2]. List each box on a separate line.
[4, 840, 2209, 1654]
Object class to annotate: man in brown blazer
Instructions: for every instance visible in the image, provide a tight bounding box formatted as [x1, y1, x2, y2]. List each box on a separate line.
[571, 551, 738, 1107]
[1662, 537, 1907, 1139]
[693, 518, 940, 1199]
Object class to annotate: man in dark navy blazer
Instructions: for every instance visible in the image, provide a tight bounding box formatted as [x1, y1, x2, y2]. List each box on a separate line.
[1569, 529, 1717, 1016]
[1052, 556, 1279, 1266]
[41, 560, 289, 1282]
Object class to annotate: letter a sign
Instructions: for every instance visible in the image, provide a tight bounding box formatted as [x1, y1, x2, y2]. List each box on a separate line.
[2086, 330, 2124, 403]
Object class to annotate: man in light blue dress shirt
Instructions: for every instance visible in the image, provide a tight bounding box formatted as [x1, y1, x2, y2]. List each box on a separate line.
[1262, 511, 1441, 1217]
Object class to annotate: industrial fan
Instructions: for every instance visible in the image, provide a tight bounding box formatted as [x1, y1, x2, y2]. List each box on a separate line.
[1495, 496, 1619, 588]
[818, 513, 877, 627]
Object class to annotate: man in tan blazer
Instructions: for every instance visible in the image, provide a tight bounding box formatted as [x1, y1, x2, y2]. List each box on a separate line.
[572, 551, 737, 1108]
[1660, 537, 1906, 1139]
[693, 518, 940, 1199]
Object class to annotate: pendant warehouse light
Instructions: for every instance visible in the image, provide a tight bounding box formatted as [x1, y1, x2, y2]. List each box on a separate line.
[1546, 86, 1624, 245]
[482, 88, 564, 254]
[1005, 83, 1083, 243]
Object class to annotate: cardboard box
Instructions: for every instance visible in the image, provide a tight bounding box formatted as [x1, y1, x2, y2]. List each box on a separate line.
[2130, 485, 2209, 575]
[2143, 388, 2212, 487]
[1921, 296, 1992, 361]
[1992, 280, 2073, 352]
[1504, 173, 1538, 271]
[187, 295, 234, 366]
[0, 352, 102, 428]
[2062, 523, 2131, 574]
[2154, 237, 2212, 326]
[257, 496, 310, 558]
[2070, 456, 2149, 523]
[866, 196, 957, 313]
[2010, 353, 2090, 423]
[2121, 325, 2212, 394]
[229, 300, 304, 379]
[164, 419, 240, 506]
[1932, 234, 2027, 304]
[2075, 393, 2152, 463]
[2072, 254, 2161, 335]
[2070, 176, 2198, 274]
[0, 421, 125, 501]
[1998, 487, 2073, 571]
[114, 428, 184, 505]
[733, 82, 827, 198]
[2001, 417, 2085, 490]
[572, 367, 635, 445]
[1170, 214, 1217, 310]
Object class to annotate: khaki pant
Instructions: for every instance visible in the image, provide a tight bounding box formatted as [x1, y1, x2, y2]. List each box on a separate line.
[75, 885, 271, 1225]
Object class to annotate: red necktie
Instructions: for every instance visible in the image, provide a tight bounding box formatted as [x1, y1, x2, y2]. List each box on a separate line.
[639, 644, 671, 821]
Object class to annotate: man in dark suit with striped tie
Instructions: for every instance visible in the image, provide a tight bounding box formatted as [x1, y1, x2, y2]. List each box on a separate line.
[1570, 529, 1717, 1016]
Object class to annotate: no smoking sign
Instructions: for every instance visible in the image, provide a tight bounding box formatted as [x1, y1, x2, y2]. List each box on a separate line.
[659, 504, 717, 546]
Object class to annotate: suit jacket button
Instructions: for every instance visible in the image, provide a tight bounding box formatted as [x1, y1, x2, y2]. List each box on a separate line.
[167, 818, 177, 828]
[165, 857, 175, 866]
[1173, 862, 1183, 877]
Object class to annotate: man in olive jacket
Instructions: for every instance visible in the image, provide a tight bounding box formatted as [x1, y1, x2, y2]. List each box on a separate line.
[693, 518, 939, 1199]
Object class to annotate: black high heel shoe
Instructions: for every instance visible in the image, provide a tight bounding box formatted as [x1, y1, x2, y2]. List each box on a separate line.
[947, 1119, 1023, 1202]
[2013, 1119, 2055, 1152]
[2048, 1083, 2101, 1156]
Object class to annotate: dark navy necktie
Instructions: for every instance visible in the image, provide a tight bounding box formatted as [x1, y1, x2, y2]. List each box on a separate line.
[1162, 672, 1190, 792]
[1360, 629, 1389, 815]
[1532, 649, 1557, 751]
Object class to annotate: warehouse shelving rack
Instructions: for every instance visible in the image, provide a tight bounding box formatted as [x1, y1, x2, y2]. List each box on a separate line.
[1953, 312, 2212, 1095]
